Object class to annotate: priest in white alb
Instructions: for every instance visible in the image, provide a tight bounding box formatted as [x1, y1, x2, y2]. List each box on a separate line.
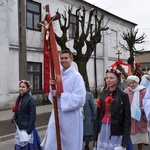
[44, 50, 86, 150]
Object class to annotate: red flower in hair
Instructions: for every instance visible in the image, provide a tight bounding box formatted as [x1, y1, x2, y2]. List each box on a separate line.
[12, 104, 16, 112]
[95, 99, 101, 108]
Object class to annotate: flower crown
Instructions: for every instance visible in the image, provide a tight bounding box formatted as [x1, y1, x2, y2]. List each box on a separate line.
[106, 67, 122, 77]
[19, 80, 32, 89]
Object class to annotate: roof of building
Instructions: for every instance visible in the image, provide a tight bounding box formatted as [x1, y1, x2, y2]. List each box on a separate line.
[136, 50, 150, 54]
[77, 0, 137, 26]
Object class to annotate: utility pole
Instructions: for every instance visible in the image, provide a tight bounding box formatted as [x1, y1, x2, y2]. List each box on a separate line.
[18, 0, 27, 80]
[94, 8, 98, 98]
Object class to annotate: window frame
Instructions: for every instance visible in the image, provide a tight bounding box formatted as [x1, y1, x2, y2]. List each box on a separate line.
[26, 0, 41, 31]
[27, 62, 43, 94]
[69, 14, 77, 38]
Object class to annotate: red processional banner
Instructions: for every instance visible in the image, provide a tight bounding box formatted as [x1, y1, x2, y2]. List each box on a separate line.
[43, 11, 63, 94]
[43, 28, 50, 93]
[40, 6, 62, 150]
[110, 60, 132, 75]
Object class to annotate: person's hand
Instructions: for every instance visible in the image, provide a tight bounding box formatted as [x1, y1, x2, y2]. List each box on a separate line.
[49, 79, 55, 86]
[51, 90, 61, 97]
[141, 106, 144, 112]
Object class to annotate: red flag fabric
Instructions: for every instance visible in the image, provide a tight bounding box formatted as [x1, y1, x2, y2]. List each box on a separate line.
[135, 61, 141, 68]
[42, 11, 63, 94]
[41, 7, 62, 149]
[48, 13, 63, 95]
[110, 60, 132, 75]
[43, 27, 50, 93]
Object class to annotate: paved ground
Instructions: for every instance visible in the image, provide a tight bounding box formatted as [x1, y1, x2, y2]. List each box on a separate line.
[0, 129, 150, 150]
[0, 104, 150, 149]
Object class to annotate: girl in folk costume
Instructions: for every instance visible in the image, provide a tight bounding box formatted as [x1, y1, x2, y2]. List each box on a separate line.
[125, 75, 148, 150]
[94, 67, 131, 150]
[12, 80, 41, 150]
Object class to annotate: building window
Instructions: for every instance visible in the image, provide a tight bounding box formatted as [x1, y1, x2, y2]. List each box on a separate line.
[26, 0, 41, 31]
[69, 14, 76, 38]
[27, 62, 42, 94]
[110, 29, 117, 49]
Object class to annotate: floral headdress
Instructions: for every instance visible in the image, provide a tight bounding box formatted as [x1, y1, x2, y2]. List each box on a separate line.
[106, 67, 122, 77]
[19, 80, 32, 89]
[12, 80, 32, 112]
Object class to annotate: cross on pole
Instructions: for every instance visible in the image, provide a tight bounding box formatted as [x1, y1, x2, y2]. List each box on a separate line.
[38, 5, 62, 150]
[38, 5, 60, 25]
[38, 6, 61, 45]
[116, 50, 122, 60]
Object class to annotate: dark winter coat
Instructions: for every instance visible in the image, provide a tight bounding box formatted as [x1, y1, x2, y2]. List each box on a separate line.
[94, 87, 131, 147]
[83, 91, 96, 136]
[12, 92, 36, 134]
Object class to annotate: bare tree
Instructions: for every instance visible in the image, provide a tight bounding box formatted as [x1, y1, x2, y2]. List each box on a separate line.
[55, 6, 109, 91]
[120, 29, 146, 69]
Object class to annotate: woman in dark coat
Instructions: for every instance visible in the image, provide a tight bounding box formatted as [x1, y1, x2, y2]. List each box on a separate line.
[94, 67, 131, 150]
[12, 80, 41, 150]
[83, 91, 96, 150]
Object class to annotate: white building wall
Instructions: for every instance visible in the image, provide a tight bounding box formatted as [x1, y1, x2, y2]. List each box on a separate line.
[8, 0, 20, 107]
[0, 0, 135, 109]
[0, 0, 15, 109]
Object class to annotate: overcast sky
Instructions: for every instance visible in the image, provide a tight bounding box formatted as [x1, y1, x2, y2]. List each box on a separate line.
[85, 0, 150, 50]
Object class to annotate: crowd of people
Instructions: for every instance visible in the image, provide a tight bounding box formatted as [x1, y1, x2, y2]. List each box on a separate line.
[11, 50, 150, 150]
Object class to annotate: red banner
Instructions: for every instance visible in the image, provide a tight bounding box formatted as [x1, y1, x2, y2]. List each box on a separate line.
[110, 60, 132, 75]
[48, 13, 63, 95]
[43, 27, 50, 93]
[40, 6, 62, 149]
[42, 11, 63, 94]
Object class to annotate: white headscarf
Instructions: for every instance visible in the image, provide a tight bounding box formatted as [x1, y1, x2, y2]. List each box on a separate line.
[127, 75, 146, 121]
[128, 83, 145, 121]
[127, 75, 139, 84]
